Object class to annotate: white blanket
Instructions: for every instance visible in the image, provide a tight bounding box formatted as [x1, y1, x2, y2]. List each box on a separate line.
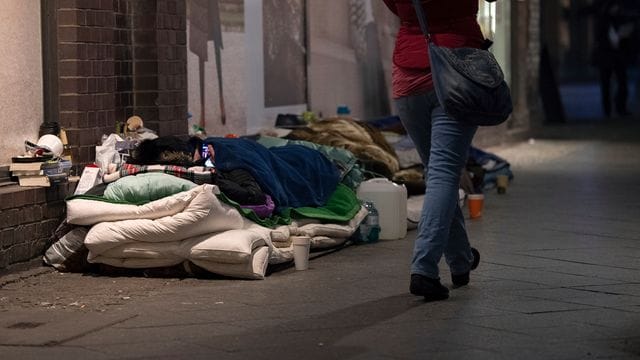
[66, 184, 365, 279]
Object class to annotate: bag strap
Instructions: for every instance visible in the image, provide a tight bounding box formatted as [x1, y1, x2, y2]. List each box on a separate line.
[411, 0, 431, 41]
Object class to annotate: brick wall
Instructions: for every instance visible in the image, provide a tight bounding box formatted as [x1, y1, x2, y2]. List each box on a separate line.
[0, 184, 71, 273]
[57, 0, 118, 166]
[130, 0, 188, 136]
[114, 0, 134, 126]
[57, 0, 188, 166]
[0, 0, 188, 274]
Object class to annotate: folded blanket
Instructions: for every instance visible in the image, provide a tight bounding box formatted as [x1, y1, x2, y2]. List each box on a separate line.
[84, 185, 244, 256]
[103, 163, 217, 184]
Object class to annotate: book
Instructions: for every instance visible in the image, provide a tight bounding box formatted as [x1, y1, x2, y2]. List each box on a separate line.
[10, 162, 44, 172]
[48, 173, 69, 185]
[18, 175, 51, 187]
[11, 170, 44, 176]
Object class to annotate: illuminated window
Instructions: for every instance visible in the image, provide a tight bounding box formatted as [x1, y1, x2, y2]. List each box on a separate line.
[477, 0, 496, 40]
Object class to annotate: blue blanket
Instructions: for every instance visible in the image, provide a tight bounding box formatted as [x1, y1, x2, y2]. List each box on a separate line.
[468, 146, 514, 190]
[204, 137, 340, 212]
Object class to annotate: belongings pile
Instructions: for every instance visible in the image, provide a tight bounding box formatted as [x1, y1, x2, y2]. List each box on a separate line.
[10, 135, 71, 187]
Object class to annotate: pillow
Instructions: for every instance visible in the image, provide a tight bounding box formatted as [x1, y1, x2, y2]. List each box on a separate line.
[104, 172, 197, 204]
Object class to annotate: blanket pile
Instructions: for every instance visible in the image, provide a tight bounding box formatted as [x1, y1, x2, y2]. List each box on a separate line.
[45, 138, 366, 279]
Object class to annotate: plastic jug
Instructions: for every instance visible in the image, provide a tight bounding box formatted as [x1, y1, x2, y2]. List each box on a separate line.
[357, 178, 407, 240]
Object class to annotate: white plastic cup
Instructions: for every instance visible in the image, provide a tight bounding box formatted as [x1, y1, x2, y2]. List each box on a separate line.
[291, 236, 311, 270]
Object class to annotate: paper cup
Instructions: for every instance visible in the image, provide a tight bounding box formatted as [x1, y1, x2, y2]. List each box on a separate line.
[496, 175, 509, 194]
[291, 236, 311, 270]
[467, 194, 485, 219]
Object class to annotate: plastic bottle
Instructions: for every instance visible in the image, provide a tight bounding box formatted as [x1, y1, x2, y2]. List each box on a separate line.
[336, 105, 351, 117]
[359, 201, 380, 243]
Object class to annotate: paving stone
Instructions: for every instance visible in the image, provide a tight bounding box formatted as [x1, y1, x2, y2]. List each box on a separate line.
[2, 121, 640, 359]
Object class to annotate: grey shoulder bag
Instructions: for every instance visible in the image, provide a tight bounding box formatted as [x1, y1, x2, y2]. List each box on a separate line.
[412, 0, 513, 126]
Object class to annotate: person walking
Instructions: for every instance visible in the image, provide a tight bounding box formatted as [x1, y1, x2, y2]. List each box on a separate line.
[585, 0, 639, 117]
[382, 0, 490, 301]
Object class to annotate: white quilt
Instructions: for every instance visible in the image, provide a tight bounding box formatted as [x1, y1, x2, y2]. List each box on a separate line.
[66, 184, 364, 279]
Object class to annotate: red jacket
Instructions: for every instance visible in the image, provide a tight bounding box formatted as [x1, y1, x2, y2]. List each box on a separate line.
[383, 0, 485, 70]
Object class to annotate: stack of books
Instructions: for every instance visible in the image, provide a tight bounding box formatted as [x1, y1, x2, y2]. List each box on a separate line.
[9, 161, 50, 187]
[9, 159, 71, 187]
[44, 160, 71, 185]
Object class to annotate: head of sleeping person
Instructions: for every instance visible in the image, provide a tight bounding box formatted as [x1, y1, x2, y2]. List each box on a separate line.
[129, 135, 209, 167]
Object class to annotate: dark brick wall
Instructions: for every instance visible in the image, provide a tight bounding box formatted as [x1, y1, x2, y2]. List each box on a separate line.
[130, 0, 188, 136]
[57, 0, 118, 166]
[114, 0, 135, 126]
[56, 0, 188, 166]
[0, 0, 188, 274]
[0, 184, 71, 273]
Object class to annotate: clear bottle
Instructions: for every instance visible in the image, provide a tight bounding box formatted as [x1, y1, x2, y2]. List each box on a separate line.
[359, 201, 380, 243]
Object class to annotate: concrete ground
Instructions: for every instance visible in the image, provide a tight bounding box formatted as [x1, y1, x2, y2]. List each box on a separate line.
[1, 119, 639, 359]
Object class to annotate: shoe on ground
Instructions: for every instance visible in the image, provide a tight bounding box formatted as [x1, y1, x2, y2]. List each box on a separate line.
[451, 247, 480, 287]
[410, 274, 449, 301]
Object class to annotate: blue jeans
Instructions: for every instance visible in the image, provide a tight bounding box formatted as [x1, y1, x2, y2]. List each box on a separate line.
[395, 92, 477, 280]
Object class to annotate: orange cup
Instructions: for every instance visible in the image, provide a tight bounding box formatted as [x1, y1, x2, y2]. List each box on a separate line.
[467, 194, 485, 219]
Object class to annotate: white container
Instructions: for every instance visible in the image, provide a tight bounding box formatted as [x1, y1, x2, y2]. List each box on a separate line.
[357, 178, 407, 240]
[291, 236, 311, 270]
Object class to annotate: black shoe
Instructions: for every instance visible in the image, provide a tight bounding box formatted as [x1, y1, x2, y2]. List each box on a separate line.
[451, 247, 480, 287]
[410, 274, 449, 301]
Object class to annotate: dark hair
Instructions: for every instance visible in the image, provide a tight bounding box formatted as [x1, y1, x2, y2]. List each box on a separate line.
[129, 136, 203, 167]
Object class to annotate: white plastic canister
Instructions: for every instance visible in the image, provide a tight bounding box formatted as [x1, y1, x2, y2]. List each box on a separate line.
[357, 178, 407, 240]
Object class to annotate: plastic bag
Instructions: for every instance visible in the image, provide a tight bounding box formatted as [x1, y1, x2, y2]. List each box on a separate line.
[95, 134, 124, 174]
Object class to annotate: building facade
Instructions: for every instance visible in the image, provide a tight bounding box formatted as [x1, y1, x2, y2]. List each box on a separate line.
[1, 0, 542, 165]
[0, 0, 542, 271]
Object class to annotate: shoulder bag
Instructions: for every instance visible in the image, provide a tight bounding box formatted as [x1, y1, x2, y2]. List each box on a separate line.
[412, 0, 513, 126]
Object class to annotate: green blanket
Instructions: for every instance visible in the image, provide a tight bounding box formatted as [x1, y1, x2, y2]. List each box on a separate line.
[220, 183, 361, 228]
[291, 183, 361, 221]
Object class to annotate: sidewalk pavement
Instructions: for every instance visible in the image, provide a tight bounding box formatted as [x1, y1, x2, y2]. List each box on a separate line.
[1, 119, 639, 360]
